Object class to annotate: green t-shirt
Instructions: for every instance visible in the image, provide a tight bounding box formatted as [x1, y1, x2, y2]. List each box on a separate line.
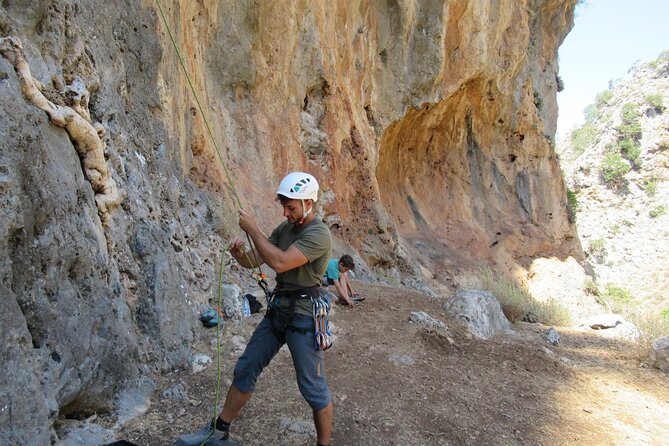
[268, 218, 332, 315]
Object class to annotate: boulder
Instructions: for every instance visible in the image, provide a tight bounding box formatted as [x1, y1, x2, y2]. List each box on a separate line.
[542, 327, 560, 346]
[409, 311, 449, 331]
[220, 284, 243, 321]
[444, 290, 512, 339]
[649, 336, 669, 373]
[189, 354, 212, 373]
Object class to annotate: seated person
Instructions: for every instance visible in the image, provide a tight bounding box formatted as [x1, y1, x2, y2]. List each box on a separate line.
[323, 255, 361, 305]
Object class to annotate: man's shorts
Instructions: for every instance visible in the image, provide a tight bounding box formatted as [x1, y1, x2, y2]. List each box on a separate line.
[232, 313, 331, 411]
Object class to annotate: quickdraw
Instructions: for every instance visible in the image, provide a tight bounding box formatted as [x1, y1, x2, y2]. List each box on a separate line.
[252, 271, 272, 299]
[312, 296, 333, 351]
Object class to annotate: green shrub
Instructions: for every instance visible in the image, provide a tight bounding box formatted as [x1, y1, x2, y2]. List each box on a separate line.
[566, 188, 578, 223]
[644, 180, 657, 197]
[648, 49, 669, 69]
[556, 75, 564, 92]
[570, 122, 598, 155]
[595, 89, 614, 107]
[601, 284, 634, 313]
[533, 91, 544, 112]
[660, 308, 669, 320]
[645, 93, 665, 112]
[621, 103, 640, 122]
[649, 205, 666, 218]
[617, 122, 642, 141]
[617, 139, 641, 167]
[589, 238, 605, 254]
[599, 153, 630, 186]
[479, 268, 571, 326]
[583, 279, 599, 296]
[583, 104, 599, 123]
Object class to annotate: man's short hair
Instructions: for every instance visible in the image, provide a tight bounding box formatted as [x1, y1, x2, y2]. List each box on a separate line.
[339, 254, 355, 270]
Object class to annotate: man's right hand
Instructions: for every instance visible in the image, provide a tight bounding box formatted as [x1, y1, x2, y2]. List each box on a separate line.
[229, 238, 246, 261]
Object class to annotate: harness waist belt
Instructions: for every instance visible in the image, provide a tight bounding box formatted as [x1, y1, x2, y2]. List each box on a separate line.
[274, 287, 320, 299]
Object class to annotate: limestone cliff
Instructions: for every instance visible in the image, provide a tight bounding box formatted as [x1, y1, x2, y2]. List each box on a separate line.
[0, 1, 580, 443]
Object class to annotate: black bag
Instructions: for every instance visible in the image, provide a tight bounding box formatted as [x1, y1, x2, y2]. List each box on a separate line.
[244, 294, 263, 314]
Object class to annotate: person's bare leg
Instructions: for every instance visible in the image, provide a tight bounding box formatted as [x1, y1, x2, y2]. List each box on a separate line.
[313, 401, 334, 445]
[219, 384, 253, 423]
[340, 274, 353, 300]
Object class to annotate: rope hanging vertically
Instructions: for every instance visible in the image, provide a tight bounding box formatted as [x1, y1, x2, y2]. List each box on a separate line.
[155, 0, 267, 429]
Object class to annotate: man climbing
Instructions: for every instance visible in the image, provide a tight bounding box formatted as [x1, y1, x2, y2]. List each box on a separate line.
[175, 172, 333, 446]
[323, 255, 362, 306]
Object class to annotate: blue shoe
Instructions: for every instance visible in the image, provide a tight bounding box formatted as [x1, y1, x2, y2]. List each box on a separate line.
[173, 419, 229, 446]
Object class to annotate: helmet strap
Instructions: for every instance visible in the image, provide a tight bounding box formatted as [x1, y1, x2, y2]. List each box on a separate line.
[298, 199, 312, 225]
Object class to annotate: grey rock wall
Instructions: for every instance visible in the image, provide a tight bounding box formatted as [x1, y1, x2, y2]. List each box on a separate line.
[0, 2, 240, 444]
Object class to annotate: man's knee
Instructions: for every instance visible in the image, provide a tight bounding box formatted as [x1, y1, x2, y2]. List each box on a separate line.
[232, 357, 260, 393]
[298, 383, 331, 411]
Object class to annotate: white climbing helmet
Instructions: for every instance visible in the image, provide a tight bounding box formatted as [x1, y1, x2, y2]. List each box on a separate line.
[276, 172, 319, 202]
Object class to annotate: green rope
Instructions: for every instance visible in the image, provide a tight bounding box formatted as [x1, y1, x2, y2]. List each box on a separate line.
[154, 0, 263, 270]
[155, 0, 268, 438]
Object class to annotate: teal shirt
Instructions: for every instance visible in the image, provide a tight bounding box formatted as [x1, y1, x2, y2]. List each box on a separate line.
[268, 218, 332, 316]
[324, 258, 340, 281]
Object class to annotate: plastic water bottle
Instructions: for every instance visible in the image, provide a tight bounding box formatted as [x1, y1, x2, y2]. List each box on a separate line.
[242, 296, 251, 317]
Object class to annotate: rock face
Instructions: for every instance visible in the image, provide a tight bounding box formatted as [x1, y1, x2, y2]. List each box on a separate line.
[0, 1, 580, 443]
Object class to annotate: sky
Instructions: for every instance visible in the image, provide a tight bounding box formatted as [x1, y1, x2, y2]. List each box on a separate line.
[556, 0, 669, 137]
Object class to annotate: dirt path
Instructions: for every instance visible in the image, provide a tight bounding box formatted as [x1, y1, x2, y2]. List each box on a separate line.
[119, 282, 669, 446]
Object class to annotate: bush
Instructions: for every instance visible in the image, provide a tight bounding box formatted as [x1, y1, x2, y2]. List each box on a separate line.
[645, 93, 665, 112]
[599, 153, 630, 186]
[556, 75, 564, 92]
[533, 91, 544, 112]
[617, 122, 642, 141]
[479, 268, 571, 326]
[583, 104, 599, 123]
[588, 238, 606, 262]
[660, 308, 669, 320]
[644, 180, 657, 197]
[648, 49, 669, 69]
[601, 284, 634, 313]
[566, 188, 578, 223]
[595, 89, 614, 107]
[618, 139, 642, 168]
[649, 205, 666, 218]
[570, 122, 598, 155]
[583, 279, 600, 296]
[621, 103, 640, 122]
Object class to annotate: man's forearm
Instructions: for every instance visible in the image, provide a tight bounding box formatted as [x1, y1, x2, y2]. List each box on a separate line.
[237, 247, 264, 268]
[245, 227, 283, 270]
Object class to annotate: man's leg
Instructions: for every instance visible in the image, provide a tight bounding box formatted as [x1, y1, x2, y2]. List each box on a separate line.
[286, 315, 333, 445]
[313, 402, 334, 445]
[220, 384, 253, 423]
[174, 316, 283, 445]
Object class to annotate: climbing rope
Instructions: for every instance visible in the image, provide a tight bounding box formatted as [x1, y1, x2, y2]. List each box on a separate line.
[155, 0, 269, 433]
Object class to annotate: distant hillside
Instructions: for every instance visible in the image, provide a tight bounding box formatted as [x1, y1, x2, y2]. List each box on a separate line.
[557, 50, 669, 319]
